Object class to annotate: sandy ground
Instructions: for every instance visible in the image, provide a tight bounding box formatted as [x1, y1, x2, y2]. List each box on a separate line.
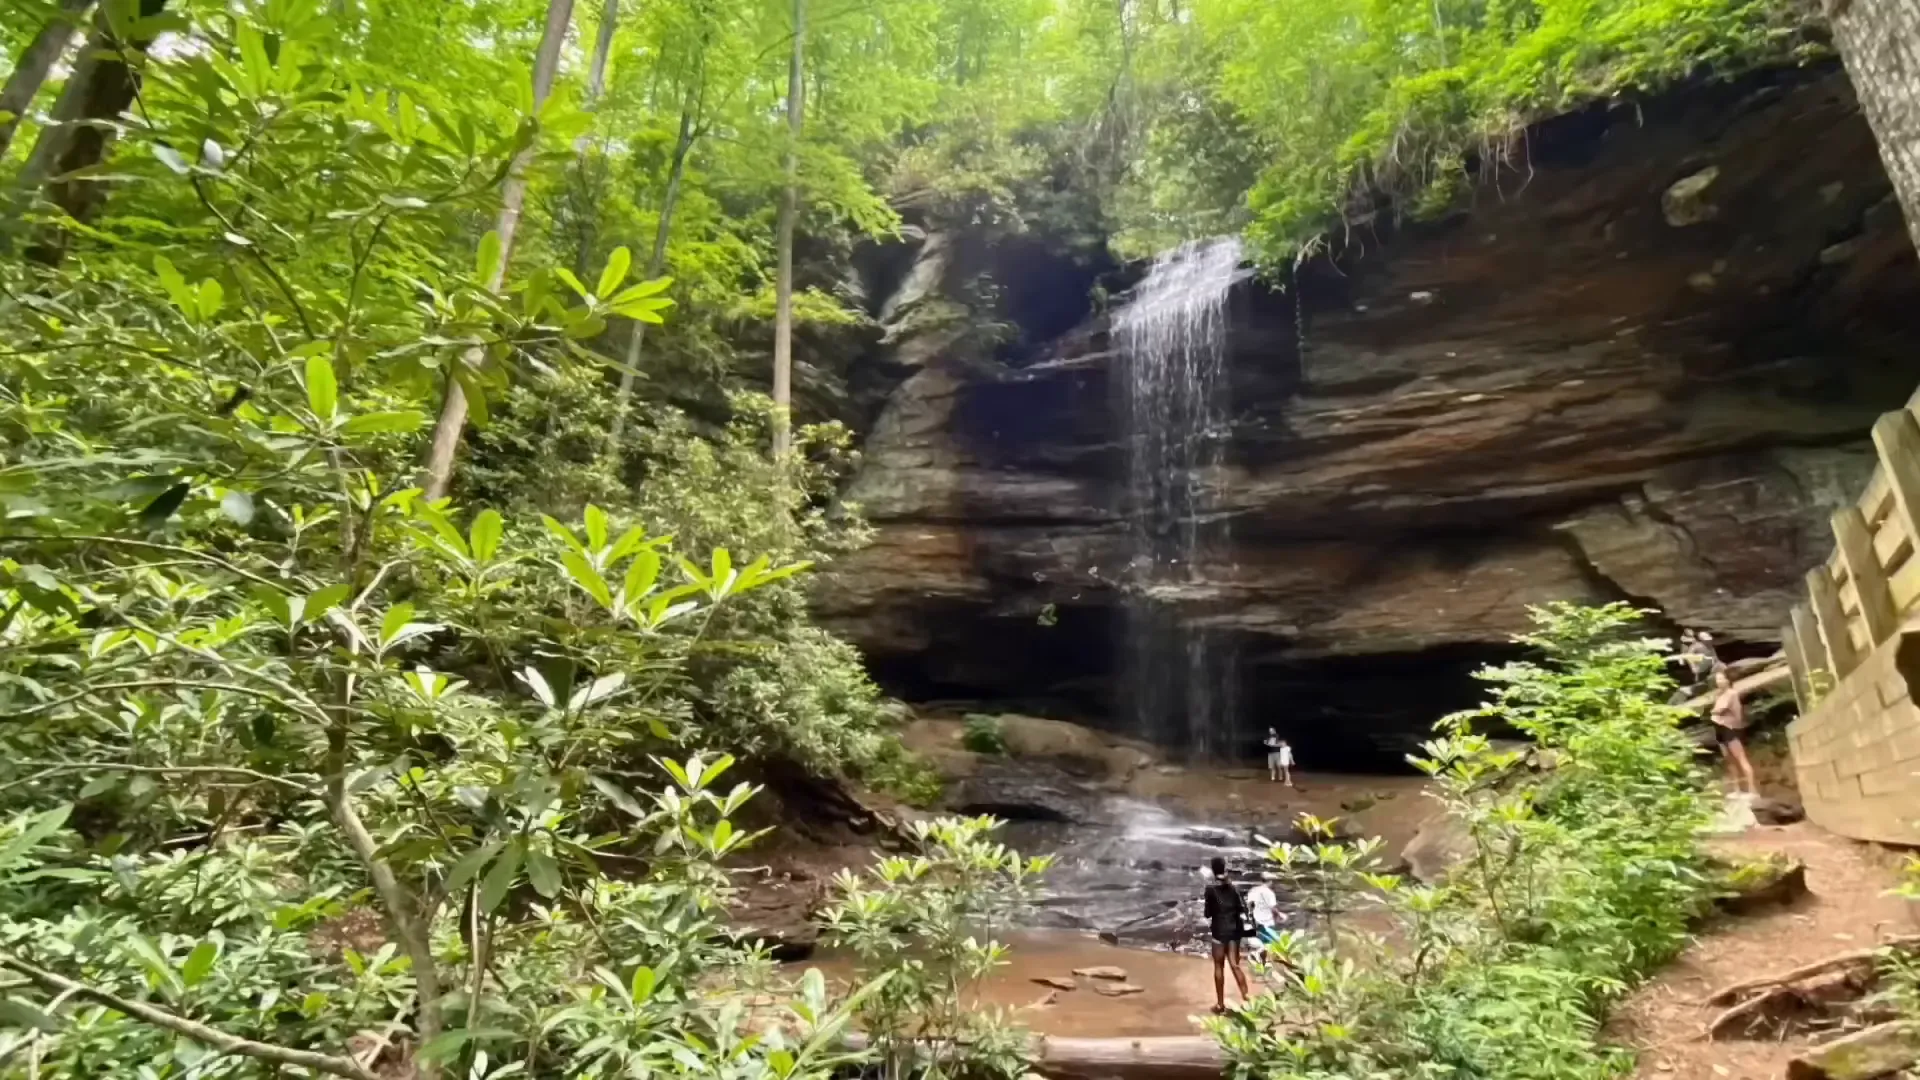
[1611, 822, 1918, 1079]
[799, 930, 1238, 1037]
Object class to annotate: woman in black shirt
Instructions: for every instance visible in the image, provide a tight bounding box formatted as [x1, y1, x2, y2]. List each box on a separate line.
[1203, 856, 1252, 1013]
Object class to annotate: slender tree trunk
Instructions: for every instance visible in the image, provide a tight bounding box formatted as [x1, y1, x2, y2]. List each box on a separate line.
[421, 0, 576, 501]
[4, 0, 161, 259]
[0, 0, 96, 161]
[570, 0, 621, 276]
[771, 0, 805, 460]
[584, 0, 619, 109]
[1830, 0, 1920, 253]
[609, 78, 698, 445]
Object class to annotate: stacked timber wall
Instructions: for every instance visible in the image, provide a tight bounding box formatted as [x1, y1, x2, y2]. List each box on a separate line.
[1786, 396, 1920, 843]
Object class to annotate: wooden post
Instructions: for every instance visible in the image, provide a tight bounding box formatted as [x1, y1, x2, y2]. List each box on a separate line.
[1782, 618, 1812, 711]
[1808, 565, 1862, 678]
[1872, 409, 1920, 558]
[1793, 602, 1829, 699]
[1834, 506, 1900, 646]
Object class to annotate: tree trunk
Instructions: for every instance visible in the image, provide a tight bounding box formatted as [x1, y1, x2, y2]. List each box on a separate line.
[608, 77, 699, 445]
[0, 0, 96, 161]
[421, 0, 576, 501]
[5, 0, 162, 261]
[1831, 0, 1920, 253]
[839, 1034, 1224, 1080]
[771, 0, 805, 460]
[569, 0, 621, 276]
[584, 0, 619, 108]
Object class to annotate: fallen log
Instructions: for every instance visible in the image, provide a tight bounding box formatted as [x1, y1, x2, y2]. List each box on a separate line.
[1787, 1021, 1920, 1080]
[842, 1033, 1225, 1080]
[1706, 936, 1920, 1007]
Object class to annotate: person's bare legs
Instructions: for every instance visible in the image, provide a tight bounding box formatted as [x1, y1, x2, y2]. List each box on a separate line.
[1210, 942, 1228, 1012]
[1281, 764, 1293, 788]
[1228, 941, 1250, 1002]
[1725, 737, 1757, 794]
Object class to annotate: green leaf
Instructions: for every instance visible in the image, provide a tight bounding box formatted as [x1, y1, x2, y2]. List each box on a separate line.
[196, 279, 224, 321]
[380, 602, 415, 646]
[0, 804, 70, 875]
[526, 850, 561, 898]
[552, 267, 590, 300]
[470, 509, 504, 562]
[475, 230, 504, 286]
[540, 514, 589, 558]
[445, 839, 503, 898]
[341, 411, 426, 435]
[180, 941, 217, 987]
[583, 504, 608, 551]
[479, 843, 523, 914]
[588, 775, 648, 820]
[622, 548, 661, 603]
[418, 1029, 471, 1063]
[629, 965, 656, 1005]
[0, 997, 60, 1032]
[304, 356, 338, 422]
[304, 583, 352, 625]
[560, 550, 613, 610]
[454, 366, 490, 428]
[596, 247, 632, 299]
[153, 143, 189, 174]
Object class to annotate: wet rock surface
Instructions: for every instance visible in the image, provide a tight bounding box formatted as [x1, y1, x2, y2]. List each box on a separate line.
[818, 63, 1920, 754]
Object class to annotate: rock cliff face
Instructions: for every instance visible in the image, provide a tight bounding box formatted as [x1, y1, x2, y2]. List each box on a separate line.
[818, 64, 1920, 757]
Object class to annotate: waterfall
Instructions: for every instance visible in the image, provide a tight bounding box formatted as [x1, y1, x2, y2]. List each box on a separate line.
[1114, 237, 1245, 758]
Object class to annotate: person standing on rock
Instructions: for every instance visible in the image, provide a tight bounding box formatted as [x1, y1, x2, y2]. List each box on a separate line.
[1203, 856, 1252, 1014]
[1711, 666, 1757, 795]
[1264, 729, 1286, 783]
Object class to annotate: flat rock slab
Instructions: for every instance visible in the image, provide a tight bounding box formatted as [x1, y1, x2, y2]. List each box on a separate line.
[1071, 966, 1128, 981]
[1091, 982, 1145, 997]
[1032, 976, 1078, 991]
[1787, 1021, 1920, 1080]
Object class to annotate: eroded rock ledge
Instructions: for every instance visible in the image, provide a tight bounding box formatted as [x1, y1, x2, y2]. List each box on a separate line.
[818, 63, 1920, 738]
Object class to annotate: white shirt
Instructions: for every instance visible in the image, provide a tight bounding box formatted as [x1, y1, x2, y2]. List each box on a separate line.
[1278, 744, 1295, 767]
[1247, 883, 1279, 927]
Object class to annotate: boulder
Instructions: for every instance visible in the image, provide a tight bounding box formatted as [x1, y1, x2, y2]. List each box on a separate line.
[1033, 976, 1079, 992]
[1401, 813, 1475, 885]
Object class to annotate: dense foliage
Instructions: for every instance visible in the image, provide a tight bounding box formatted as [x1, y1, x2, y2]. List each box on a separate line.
[1216, 603, 1717, 1080]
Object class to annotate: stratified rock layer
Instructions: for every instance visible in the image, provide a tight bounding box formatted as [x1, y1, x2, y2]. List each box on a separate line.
[819, 64, 1920, 740]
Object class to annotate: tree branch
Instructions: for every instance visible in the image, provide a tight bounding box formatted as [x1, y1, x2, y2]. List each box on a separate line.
[2, 760, 312, 795]
[0, 950, 382, 1080]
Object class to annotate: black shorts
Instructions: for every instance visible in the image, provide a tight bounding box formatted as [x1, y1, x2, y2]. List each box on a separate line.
[1715, 724, 1742, 746]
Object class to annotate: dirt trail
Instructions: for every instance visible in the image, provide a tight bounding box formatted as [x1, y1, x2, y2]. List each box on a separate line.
[1613, 822, 1916, 1079]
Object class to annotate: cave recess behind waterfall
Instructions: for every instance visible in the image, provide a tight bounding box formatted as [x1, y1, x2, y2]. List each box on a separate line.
[820, 62, 1920, 761]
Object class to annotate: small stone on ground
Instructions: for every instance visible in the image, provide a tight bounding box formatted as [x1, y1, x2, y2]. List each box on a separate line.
[1072, 965, 1129, 981]
[1092, 982, 1145, 997]
[1033, 976, 1078, 991]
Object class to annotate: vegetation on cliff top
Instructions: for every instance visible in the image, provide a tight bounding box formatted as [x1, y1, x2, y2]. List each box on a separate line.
[1109, 0, 1815, 262]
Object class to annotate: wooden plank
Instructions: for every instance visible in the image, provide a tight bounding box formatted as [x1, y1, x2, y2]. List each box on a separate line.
[1874, 511, 1911, 570]
[1784, 619, 1812, 711]
[1794, 602, 1832, 702]
[1894, 553, 1920, 613]
[1872, 409, 1920, 585]
[1836, 505, 1901, 645]
[1809, 565, 1862, 678]
[1863, 468, 1895, 526]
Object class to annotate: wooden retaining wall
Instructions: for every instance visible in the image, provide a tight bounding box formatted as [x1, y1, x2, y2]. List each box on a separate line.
[1786, 393, 1920, 843]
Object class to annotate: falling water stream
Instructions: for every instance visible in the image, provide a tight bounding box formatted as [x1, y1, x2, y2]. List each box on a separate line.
[1115, 237, 1247, 758]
